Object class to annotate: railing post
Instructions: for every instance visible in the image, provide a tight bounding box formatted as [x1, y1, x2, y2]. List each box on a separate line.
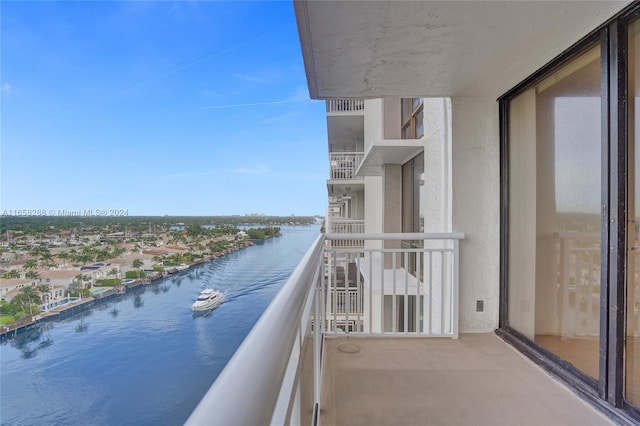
[452, 239, 460, 339]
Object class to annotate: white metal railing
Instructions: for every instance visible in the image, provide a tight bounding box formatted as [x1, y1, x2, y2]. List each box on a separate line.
[327, 219, 364, 248]
[331, 288, 362, 314]
[326, 98, 365, 113]
[556, 232, 600, 337]
[329, 152, 364, 180]
[324, 233, 464, 337]
[328, 219, 364, 234]
[187, 232, 464, 425]
[186, 234, 325, 426]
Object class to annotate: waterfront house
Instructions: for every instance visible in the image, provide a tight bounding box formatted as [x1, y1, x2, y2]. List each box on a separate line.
[38, 270, 86, 290]
[187, 2, 640, 425]
[0, 278, 39, 302]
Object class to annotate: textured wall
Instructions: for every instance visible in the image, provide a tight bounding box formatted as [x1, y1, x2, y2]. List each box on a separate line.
[451, 97, 500, 332]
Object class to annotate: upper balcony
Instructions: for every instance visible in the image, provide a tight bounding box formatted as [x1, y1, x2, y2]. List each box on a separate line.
[326, 99, 365, 115]
[329, 152, 363, 180]
[186, 232, 612, 426]
[327, 152, 364, 197]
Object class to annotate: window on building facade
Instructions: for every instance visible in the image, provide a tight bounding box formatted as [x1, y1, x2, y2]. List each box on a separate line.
[401, 152, 424, 277]
[401, 98, 424, 139]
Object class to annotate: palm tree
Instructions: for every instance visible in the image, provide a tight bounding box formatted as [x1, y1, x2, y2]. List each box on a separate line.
[1, 270, 21, 279]
[73, 274, 87, 297]
[23, 259, 38, 271]
[57, 251, 70, 267]
[14, 286, 42, 316]
[39, 252, 54, 269]
[82, 274, 92, 290]
[132, 259, 144, 279]
[37, 284, 51, 306]
[25, 270, 40, 280]
[108, 268, 119, 279]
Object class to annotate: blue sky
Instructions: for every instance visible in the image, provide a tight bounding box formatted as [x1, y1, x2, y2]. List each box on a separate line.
[1, 1, 328, 216]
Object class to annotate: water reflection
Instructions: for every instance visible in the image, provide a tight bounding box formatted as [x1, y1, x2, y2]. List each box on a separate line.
[110, 302, 119, 318]
[133, 294, 144, 309]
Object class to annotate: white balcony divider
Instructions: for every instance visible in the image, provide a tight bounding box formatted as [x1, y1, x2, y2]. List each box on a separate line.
[186, 234, 325, 426]
[326, 98, 364, 113]
[324, 232, 464, 338]
[329, 152, 364, 180]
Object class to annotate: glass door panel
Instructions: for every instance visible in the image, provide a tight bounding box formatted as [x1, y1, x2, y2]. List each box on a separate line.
[508, 44, 602, 379]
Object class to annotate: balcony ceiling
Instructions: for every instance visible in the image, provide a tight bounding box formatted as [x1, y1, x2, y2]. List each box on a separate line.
[327, 180, 364, 196]
[295, 0, 629, 99]
[356, 139, 423, 176]
[327, 115, 364, 150]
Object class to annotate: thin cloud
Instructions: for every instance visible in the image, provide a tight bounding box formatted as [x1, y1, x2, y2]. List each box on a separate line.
[167, 170, 224, 179]
[1, 83, 12, 94]
[233, 69, 282, 84]
[199, 87, 312, 111]
[233, 165, 272, 175]
[198, 99, 302, 110]
[284, 86, 310, 102]
[82, 33, 269, 110]
[257, 110, 303, 124]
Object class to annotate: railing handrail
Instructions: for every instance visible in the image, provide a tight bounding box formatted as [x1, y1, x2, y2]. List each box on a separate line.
[330, 151, 364, 156]
[328, 218, 365, 223]
[185, 234, 326, 426]
[325, 232, 465, 240]
[326, 98, 365, 112]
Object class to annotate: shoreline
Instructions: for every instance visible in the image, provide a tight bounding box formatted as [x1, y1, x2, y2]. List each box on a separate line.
[0, 239, 256, 340]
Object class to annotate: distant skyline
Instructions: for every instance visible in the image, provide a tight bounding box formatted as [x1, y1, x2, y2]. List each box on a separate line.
[1, 1, 328, 216]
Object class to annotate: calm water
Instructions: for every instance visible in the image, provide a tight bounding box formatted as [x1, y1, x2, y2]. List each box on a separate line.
[0, 225, 320, 426]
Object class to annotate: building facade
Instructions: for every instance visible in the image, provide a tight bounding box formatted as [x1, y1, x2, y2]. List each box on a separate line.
[299, 0, 640, 422]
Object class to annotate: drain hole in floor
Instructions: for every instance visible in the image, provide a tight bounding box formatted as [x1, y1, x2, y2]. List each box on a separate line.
[338, 342, 361, 354]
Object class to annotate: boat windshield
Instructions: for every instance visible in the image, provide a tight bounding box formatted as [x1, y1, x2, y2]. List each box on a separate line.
[197, 293, 218, 301]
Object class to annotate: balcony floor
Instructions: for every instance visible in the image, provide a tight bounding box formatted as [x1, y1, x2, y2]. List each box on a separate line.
[320, 334, 612, 426]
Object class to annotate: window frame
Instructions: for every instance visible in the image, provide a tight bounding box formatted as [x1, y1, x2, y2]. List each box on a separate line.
[401, 98, 424, 139]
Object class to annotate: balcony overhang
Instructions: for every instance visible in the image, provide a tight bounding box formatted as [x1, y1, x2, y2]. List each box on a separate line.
[327, 180, 364, 196]
[356, 139, 423, 176]
[294, 0, 629, 99]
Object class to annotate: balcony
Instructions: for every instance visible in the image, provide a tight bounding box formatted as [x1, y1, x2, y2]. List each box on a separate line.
[186, 233, 610, 426]
[326, 219, 364, 248]
[329, 152, 363, 180]
[326, 99, 365, 114]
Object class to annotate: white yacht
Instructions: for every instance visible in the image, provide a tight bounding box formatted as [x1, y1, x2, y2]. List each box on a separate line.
[191, 289, 224, 311]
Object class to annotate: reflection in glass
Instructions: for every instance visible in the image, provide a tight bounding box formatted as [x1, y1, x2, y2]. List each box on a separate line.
[508, 45, 601, 379]
[627, 18, 640, 408]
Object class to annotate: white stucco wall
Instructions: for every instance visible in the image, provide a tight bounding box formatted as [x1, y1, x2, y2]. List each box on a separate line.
[451, 97, 500, 333]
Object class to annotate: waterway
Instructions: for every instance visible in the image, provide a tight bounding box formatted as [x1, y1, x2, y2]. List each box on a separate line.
[0, 225, 320, 426]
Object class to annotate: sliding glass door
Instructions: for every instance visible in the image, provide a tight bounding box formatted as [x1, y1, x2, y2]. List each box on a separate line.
[507, 44, 602, 380]
[502, 6, 640, 420]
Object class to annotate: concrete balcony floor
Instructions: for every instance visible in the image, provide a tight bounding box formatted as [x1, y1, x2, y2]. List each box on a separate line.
[320, 334, 611, 426]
